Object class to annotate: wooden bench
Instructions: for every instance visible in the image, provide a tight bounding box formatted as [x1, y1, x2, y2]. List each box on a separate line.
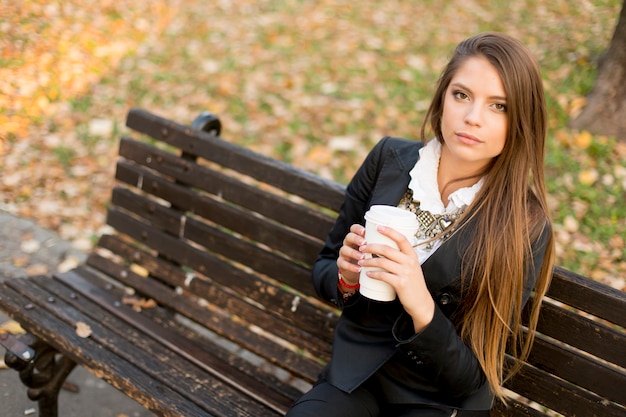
[1, 108, 625, 417]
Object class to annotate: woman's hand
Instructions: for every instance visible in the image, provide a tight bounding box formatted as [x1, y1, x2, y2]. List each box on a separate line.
[336, 224, 367, 286]
[358, 226, 435, 332]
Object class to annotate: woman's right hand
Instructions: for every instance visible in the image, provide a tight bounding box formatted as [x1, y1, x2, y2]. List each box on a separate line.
[337, 224, 366, 286]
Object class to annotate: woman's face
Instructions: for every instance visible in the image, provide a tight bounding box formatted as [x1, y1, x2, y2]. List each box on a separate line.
[440, 55, 508, 174]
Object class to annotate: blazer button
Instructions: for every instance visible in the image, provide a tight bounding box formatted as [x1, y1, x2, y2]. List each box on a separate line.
[439, 293, 452, 305]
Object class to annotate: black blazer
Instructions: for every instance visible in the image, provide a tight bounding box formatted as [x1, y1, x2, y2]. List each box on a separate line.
[312, 137, 551, 410]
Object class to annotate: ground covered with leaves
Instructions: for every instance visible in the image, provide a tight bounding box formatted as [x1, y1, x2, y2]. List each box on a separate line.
[1, 0, 625, 290]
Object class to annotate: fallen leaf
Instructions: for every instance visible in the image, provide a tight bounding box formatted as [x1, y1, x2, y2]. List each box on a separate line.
[122, 296, 157, 312]
[75, 322, 92, 338]
[0, 320, 25, 335]
[130, 264, 149, 277]
[578, 169, 599, 186]
[11, 254, 30, 268]
[26, 264, 49, 276]
[569, 97, 587, 118]
[574, 130, 592, 149]
[563, 216, 579, 233]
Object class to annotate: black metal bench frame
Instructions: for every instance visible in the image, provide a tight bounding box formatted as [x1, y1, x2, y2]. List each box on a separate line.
[1, 108, 625, 417]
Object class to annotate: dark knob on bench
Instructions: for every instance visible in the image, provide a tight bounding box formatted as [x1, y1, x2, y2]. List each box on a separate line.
[191, 112, 222, 137]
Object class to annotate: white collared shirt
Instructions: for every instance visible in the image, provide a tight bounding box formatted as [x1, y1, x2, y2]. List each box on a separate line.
[406, 139, 483, 264]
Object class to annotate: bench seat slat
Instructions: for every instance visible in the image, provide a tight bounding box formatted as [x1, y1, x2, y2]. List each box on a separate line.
[27, 275, 286, 416]
[503, 357, 626, 417]
[94, 234, 338, 343]
[125, 108, 346, 210]
[526, 334, 626, 405]
[81, 256, 324, 382]
[46, 267, 306, 402]
[50, 270, 296, 414]
[0, 280, 243, 417]
[491, 397, 551, 417]
[85, 253, 333, 362]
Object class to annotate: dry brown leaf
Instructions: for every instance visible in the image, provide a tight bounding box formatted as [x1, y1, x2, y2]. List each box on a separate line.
[75, 321, 92, 338]
[122, 297, 157, 312]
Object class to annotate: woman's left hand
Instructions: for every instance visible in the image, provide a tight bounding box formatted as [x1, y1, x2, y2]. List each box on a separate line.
[358, 226, 435, 332]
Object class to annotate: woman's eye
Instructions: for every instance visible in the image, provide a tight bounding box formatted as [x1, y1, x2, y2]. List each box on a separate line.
[493, 103, 507, 112]
[453, 91, 469, 100]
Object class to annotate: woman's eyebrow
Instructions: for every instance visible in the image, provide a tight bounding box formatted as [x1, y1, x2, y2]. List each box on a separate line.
[450, 82, 507, 101]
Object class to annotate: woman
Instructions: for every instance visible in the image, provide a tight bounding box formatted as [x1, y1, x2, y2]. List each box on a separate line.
[286, 32, 554, 417]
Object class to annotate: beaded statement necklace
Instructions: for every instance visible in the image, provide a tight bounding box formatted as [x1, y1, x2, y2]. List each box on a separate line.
[397, 189, 464, 247]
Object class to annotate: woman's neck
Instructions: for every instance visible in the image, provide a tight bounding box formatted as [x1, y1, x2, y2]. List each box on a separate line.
[437, 147, 485, 205]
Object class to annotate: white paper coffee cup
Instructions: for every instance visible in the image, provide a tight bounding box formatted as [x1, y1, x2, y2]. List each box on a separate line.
[359, 205, 419, 302]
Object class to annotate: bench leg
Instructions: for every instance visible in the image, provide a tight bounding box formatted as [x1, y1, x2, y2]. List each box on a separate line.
[3, 333, 77, 417]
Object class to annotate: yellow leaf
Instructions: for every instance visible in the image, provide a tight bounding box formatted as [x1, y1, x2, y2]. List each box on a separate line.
[130, 264, 149, 277]
[574, 131, 593, 149]
[569, 97, 587, 118]
[0, 320, 25, 335]
[578, 169, 599, 186]
[75, 322, 92, 338]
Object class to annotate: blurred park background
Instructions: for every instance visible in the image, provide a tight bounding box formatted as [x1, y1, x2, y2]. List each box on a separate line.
[1, 0, 625, 290]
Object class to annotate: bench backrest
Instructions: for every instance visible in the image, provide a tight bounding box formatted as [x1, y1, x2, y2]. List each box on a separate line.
[89, 108, 626, 417]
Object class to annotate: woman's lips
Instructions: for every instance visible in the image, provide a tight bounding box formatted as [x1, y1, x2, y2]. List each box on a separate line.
[456, 132, 482, 145]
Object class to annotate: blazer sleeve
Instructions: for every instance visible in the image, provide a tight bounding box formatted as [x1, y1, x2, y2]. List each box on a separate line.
[311, 137, 391, 306]
[391, 221, 553, 399]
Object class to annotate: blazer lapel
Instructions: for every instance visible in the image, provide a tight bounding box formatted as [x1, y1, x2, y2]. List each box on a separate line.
[369, 139, 422, 207]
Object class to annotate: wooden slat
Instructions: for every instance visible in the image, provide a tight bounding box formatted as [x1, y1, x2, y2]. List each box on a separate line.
[503, 357, 626, 417]
[492, 397, 550, 417]
[532, 300, 626, 368]
[116, 140, 336, 240]
[125, 108, 346, 210]
[85, 270, 306, 402]
[94, 234, 338, 344]
[0, 281, 232, 417]
[548, 266, 626, 327]
[85, 252, 333, 361]
[525, 335, 626, 405]
[47, 264, 304, 402]
[48, 271, 295, 414]
[116, 138, 334, 239]
[106, 206, 315, 297]
[111, 185, 322, 265]
[25, 275, 285, 416]
[75, 260, 324, 382]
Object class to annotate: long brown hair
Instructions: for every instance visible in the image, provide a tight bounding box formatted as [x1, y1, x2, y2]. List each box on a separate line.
[421, 32, 555, 402]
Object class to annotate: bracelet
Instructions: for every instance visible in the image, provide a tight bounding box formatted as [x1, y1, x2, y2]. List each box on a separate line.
[338, 270, 360, 290]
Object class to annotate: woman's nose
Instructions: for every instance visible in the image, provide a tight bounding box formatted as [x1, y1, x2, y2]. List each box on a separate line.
[464, 105, 483, 127]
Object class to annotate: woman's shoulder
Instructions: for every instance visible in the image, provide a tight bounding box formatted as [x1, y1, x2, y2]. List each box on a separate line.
[376, 136, 424, 152]
[368, 136, 423, 166]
